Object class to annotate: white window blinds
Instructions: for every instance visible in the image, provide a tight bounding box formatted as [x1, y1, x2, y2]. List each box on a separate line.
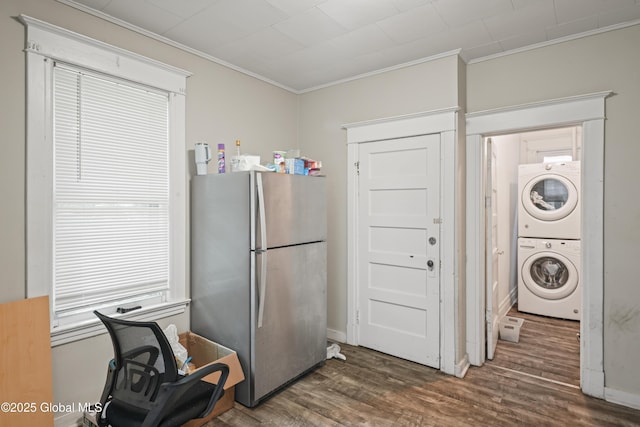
[53, 63, 170, 322]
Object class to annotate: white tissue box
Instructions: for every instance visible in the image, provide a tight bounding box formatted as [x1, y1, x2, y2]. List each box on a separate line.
[231, 155, 261, 171]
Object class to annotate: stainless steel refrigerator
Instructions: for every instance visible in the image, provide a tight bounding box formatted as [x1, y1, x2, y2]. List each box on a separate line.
[190, 171, 327, 407]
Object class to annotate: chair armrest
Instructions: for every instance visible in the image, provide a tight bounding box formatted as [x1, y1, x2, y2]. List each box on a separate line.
[141, 363, 230, 427]
[173, 362, 229, 386]
[165, 362, 230, 418]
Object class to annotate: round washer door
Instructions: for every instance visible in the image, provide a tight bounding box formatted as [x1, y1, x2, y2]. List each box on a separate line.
[521, 251, 579, 300]
[522, 174, 578, 221]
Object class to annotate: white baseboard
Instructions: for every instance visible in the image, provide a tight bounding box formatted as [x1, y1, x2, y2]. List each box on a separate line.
[454, 353, 470, 378]
[582, 367, 605, 399]
[54, 411, 82, 427]
[327, 328, 347, 343]
[499, 287, 518, 319]
[605, 387, 640, 410]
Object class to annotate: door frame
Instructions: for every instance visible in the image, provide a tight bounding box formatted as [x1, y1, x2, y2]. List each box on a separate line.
[343, 107, 464, 376]
[465, 91, 612, 399]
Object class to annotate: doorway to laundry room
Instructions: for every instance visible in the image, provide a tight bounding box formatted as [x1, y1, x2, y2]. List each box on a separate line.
[485, 126, 582, 388]
[466, 91, 609, 398]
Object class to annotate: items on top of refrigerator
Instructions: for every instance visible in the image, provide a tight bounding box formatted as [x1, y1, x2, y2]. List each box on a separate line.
[232, 154, 261, 171]
[269, 149, 323, 176]
[230, 139, 242, 172]
[195, 139, 323, 175]
[194, 142, 211, 175]
[217, 144, 225, 174]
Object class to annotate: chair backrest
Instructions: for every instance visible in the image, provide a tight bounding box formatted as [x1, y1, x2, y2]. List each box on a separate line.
[95, 311, 179, 409]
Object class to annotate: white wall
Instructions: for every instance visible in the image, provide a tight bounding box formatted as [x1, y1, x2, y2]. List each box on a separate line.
[492, 135, 520, 316]
[468, 25, 640, 398]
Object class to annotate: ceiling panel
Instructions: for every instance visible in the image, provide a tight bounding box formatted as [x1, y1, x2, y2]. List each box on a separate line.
[483, 1, 557, 41]
[101, 0, 182, 34]
[265, 0, 325, 16]
[376, 3, 448, 43]
[328, 24, 397, 58]
[317, 0, 399, 30]
[272, 7, 348, 46]
[61, 0, 640, 92]
[432, 0, 513, 27]
[146, 0, 216, 20]
[597, 3, 640, 26]
[554, 0, 636, 23]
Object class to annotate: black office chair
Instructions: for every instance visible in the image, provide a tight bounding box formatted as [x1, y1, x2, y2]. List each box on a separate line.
[95, 311, 229, 427]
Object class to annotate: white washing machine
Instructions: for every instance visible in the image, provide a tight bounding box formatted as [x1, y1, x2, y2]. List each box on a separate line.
[518, 237, 581, 320]
[518, 161, 581, 239]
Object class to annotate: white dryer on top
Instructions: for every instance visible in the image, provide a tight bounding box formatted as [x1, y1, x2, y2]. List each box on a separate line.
[518, 161, 581, 239]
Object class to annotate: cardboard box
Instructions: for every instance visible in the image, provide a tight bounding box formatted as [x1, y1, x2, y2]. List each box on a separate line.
[179, 332, 245, 427]
[285, 158, 305, 175]
[82, 410, 99, 427]
[499, 316, 525, 343]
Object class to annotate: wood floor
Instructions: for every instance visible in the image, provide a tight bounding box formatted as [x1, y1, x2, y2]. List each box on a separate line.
[209, 313, 640, 426]
[488, 307, 581, 387]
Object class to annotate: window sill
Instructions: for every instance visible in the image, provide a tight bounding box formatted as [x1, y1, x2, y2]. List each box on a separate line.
[50, 299, 190, 347]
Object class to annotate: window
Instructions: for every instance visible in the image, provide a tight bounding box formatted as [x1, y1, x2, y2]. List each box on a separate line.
[53, 63, 171, 324]
[543, 155, 573, 163]
[22, 15, 190, 345]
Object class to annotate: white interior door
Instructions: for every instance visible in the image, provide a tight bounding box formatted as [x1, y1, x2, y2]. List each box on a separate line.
[486, 138, 500, 360]
[357, 133, 440, 368]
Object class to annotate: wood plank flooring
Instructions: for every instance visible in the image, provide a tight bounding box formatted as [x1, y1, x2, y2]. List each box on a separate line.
[208, 314, 640, 426]
[488, 307, 581, 387]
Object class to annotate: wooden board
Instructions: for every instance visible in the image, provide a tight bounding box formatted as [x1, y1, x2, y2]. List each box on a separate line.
[0, 296, 54, 426]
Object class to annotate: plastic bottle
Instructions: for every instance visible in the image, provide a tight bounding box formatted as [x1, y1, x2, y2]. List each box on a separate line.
[217, 143, 225, 174]
[231, 139, 241, 172]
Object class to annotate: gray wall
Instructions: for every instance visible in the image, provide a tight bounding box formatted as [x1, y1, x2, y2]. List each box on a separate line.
[467, 25, 640, 396]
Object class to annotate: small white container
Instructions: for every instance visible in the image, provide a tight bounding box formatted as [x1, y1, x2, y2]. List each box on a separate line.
[499, 316, 525, 342]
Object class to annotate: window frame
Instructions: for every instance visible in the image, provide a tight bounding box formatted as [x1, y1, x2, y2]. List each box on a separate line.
[21, 15, 191, 346]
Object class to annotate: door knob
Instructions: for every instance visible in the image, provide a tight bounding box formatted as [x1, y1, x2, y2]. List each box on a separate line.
[427, 260, 434, 270]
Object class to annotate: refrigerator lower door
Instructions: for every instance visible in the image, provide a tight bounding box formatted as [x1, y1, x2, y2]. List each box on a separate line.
[251, 241, 327, 405]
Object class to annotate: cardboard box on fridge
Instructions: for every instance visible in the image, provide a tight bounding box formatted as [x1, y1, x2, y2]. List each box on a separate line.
[179, 332, 245, 427]
[285, 158, 305, 175]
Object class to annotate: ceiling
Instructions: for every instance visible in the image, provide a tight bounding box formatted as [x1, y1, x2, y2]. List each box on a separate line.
[60, 0, 640, 93]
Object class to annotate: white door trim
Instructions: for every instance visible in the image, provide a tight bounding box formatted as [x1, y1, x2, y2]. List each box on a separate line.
[344, 107, 460, 375]
[465, 91, 612, 399]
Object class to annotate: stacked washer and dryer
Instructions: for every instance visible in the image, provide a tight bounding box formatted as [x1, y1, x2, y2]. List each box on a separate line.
[517, 161, 581, 321]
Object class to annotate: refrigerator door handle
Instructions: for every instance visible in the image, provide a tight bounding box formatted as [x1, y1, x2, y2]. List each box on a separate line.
[257, 251, 267, 328]
[256, 173, 267, 328]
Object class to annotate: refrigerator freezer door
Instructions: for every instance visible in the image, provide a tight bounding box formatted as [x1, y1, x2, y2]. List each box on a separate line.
[255, 172, 326, 249]
[252, 241, 327, 404]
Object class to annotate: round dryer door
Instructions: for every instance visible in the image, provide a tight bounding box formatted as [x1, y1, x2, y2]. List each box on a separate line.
[522, 174, 578, 221]
[521, 251, 579, 300]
